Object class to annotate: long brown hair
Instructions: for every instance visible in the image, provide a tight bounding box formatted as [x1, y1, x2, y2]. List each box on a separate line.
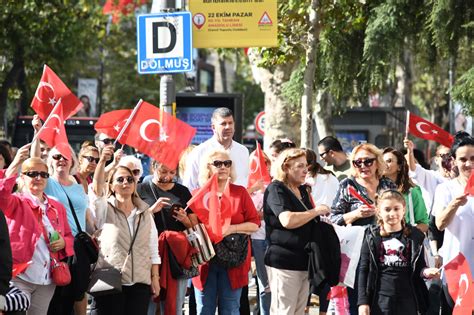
[383, 147, 415, 194]
[304, 148, 333, 177]
[375, 190, 410, 237]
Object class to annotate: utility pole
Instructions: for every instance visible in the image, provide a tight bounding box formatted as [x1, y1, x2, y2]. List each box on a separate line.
[153, 0, 181, 115]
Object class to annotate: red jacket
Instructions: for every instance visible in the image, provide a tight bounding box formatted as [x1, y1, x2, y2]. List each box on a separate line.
[192, 184, 260, 290]
[0, 171, 74, 265]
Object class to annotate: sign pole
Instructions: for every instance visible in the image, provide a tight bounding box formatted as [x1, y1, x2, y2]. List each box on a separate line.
[153, 0, 178, 116]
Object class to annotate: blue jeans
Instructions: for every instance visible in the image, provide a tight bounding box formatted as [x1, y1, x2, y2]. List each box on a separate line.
[252, 239, 270, 315]
[194, 263, 242, 315]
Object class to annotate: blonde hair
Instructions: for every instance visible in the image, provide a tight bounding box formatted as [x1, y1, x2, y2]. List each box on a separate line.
[178, 145, 196, 179]
[106, 165, 139, 198]
[375, 190, 410, 237]
[18, 158, 48, 193]
[198, 149, 236, 187]
[272, 148, 306, 184]
[47, 145, 78, 176]
[118, 155, 143, 178]
[350, 143, 384, 178]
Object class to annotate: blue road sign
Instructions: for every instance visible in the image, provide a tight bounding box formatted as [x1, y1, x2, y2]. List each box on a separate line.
[137, 12, 193, 74]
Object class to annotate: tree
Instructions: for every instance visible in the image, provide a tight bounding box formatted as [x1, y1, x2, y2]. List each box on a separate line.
[0, 1, 104, 134]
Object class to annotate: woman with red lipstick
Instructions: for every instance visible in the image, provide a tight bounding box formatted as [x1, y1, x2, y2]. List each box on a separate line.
[330, 143, 396, 314]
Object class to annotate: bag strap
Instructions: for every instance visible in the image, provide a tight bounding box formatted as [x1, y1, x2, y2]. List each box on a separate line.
[36, 208, 59, 261]
[408, 188, 415, 225]
[149, 181, 169, 231]
[119, 212, 142, 273]
[58, 184, 84, 234]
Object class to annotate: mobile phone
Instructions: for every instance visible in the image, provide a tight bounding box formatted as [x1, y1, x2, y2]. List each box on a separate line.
[169, 204, 181, 213]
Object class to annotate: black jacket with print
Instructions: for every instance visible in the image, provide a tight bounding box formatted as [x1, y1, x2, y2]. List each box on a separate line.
[357, 225, 429, 313]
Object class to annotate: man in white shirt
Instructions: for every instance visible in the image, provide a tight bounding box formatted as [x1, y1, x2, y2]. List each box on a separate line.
[183, 107, 249, 191]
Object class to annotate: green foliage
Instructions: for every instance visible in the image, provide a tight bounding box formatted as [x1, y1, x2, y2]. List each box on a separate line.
[452, 67, 474, 116]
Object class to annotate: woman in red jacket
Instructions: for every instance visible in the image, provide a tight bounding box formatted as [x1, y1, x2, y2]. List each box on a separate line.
[0, 144, 74, 315]
[192, 149, 260, 315]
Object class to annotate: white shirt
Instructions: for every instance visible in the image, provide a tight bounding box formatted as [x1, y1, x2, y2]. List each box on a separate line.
[306, 173, 339, 207]
[250, 190, 266, 240]
[182, 136, 250, 191]
[19, 194, 53, 285]
[433, 179, 474, 277]
[409, 164, 447, 212]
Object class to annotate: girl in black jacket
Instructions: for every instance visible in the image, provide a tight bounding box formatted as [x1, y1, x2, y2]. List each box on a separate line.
[358, 190, 439, 315]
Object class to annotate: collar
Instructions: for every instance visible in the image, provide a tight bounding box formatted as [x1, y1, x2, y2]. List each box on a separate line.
[210, 136, 233, 150]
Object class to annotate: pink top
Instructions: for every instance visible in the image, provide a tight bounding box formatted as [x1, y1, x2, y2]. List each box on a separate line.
[0, 170, 74, 265]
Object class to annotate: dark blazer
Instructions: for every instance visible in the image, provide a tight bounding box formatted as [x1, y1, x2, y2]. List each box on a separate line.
[357, 225, 429, 313]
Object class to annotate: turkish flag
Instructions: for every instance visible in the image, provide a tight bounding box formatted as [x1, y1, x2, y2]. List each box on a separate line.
[31, 65, 83, 121]
[37, 100, 71, 160]
[115, 100, 196, 169]
[464, 170, 474, 196]
[444, 253, 474, 315]
[247, 141, 271, 188]
[94, 109, 133, 139]
[407, 112, 454, 148]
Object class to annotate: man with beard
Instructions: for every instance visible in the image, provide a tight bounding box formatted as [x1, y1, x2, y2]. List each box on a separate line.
[183, 107, 249, 190]
[137, 160, 198, 315]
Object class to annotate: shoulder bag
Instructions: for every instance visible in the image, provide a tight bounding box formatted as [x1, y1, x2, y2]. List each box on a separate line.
[184, 223, 215, 267]
[211, 233, 248, 269]
[87, 213, 142, 297]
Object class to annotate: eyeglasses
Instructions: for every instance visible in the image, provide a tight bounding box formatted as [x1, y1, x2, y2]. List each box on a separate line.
[23, 171, 50, 179]
[115, 176, 134, 184]
[352, 158, 376, 168]
[132, 169, 141, 176]
[82, 156, 100, 163]
[52, 154, 68, 161]
[99, 138, 115, 145]
[210, 160, 232, 168]
[319, 150, 330, 158]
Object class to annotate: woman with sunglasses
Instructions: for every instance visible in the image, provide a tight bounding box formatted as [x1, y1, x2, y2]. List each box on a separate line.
[192, 149, 259, 315]
[432, 132, 474, 313]
[382, 147, 429, 233]
[0, 144, 74, 315]
[90, 152, 161, 315]
[75, 142, 100, 193]
[330, 143, 396, 314]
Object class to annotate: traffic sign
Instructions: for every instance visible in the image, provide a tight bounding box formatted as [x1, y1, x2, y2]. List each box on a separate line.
[137, 12, 193, 74]
[255, 111, 265, 136]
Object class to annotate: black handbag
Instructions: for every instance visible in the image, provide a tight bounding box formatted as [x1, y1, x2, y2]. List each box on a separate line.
[212, 233, 249, 269]
[62, 188, 99, 264]
[87, 214, 142, 297]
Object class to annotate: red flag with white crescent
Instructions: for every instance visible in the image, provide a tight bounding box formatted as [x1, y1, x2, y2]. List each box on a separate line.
[444, 253, 474, 315]
[407, 112, 454, 148]
[114, 100, 196, 169]
[464, 170, 474, 196]
[94, 109, 133, 139]
[37, 100, 71, 160]
[247, 141, 271, 189]
[31, 65, 83, 121]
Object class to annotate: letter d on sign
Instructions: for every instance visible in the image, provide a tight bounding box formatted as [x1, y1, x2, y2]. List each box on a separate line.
[152, 22, 176, 54]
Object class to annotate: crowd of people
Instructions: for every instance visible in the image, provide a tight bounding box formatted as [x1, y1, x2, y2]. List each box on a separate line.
[0, 107, 473, 315]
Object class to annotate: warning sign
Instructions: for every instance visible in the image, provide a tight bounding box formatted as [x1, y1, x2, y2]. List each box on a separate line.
[190, 0, 277, 48]
[258, 12, 272, 25]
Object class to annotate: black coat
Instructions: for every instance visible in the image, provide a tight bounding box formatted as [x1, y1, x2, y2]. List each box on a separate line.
[0, 211, 12, 297]
[357, 225, 429, 313]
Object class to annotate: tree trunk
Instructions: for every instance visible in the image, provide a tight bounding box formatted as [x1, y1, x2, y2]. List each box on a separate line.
[313, 89, 333, 141]
[301, 0, 320, 149]
[248, 52, 300, 149]
[0, 50, 24, 134]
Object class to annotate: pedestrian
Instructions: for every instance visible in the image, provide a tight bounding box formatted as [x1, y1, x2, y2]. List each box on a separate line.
[317, 136, 351, 180]
[264, 148, 329, 314]
[358, 189, 439, 315]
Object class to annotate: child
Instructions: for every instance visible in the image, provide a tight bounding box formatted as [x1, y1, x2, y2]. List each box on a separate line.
[357, 190, 439, 315]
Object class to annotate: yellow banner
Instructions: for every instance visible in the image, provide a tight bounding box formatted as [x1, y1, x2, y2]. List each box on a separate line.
[190, 0, 278, 48]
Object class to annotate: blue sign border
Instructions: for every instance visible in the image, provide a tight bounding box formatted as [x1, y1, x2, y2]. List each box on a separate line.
[136, 12, 193, 74]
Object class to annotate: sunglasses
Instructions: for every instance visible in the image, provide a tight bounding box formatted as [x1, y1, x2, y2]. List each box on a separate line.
[115, 176, 134, 184]
[23, 171, 50, 179]
[210, 160, 232, 168]
[83, 156, 100, 163]
[52, 154, 68, 161]
[99, 138, 115, 145]
[352, 158, 376, 168]
[319, 150, 330, 158]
